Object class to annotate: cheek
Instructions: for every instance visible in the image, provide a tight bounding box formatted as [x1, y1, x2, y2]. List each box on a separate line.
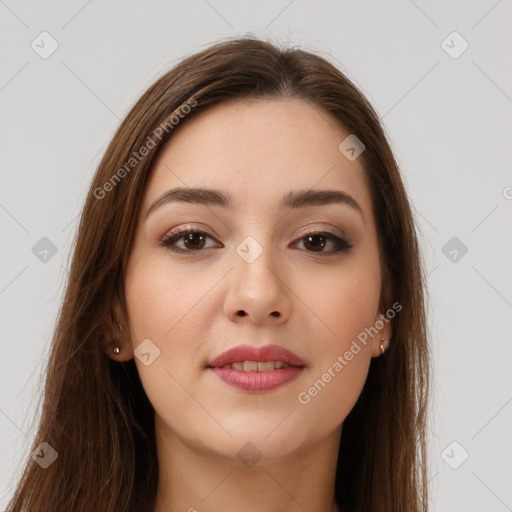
[123, 258, 207, 401]
[125, 255, 214, 347]
[305, 256, 382, 354]
[293, 258, 381, 428]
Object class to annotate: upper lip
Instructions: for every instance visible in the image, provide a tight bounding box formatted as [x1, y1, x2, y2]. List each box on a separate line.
[207, 344, 306, 368]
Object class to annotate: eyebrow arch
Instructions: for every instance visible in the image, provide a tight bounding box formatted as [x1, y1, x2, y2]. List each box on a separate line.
[146, 187, 365, 221]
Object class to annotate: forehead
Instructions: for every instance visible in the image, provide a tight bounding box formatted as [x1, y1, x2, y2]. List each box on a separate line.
[143, 98, 373, 217]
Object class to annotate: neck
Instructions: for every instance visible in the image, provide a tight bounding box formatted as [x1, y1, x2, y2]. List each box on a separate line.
[152, 414, 342, 512]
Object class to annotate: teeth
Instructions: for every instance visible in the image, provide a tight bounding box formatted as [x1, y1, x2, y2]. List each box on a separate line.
[257, 361, 274, 372]
[218, 360, 291, 371]
[243, 361, 259, 372]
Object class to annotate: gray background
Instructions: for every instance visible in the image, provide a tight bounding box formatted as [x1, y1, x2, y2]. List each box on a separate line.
[1, 1, 511, 510]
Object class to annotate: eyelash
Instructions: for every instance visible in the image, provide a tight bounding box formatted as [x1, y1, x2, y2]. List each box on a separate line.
[159, 227, 352, 256]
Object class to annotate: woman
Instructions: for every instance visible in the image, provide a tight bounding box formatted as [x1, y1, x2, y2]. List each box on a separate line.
[7, 36, 431, 511]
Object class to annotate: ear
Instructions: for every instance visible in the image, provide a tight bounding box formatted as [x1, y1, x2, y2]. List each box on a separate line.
[103, 297, 134, 362]
[370, 273, 394, 358]
[370, 309, 393, 358]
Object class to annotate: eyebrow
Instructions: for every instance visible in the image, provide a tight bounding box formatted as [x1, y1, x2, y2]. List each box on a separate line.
[146, 187, 365, 221]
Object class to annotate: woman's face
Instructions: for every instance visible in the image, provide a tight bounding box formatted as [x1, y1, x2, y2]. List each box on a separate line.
[118, 98, 391, 462]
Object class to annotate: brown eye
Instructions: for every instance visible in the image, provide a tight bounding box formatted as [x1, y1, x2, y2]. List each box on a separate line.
[181, 232, 207, 250]
[160, 229, 220, 255]
[294, 230, 352, 254]
[302, 234, 328, 252]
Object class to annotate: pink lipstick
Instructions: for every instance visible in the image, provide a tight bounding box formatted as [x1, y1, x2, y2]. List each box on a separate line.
[206, 344, 306, 393]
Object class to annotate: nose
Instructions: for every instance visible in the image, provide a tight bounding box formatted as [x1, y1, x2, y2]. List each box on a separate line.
[223, 239, 291, 325]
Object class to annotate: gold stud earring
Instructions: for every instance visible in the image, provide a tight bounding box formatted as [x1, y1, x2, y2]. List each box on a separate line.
[380, 337, 388, 355]
[112, 321, 124, 354]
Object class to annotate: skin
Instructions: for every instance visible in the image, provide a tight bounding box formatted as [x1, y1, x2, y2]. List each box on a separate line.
[106, 98, 392, 512]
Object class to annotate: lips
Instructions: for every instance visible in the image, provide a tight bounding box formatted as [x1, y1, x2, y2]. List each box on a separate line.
[206, 344, 306, 369]
[207, 344, 306, 393]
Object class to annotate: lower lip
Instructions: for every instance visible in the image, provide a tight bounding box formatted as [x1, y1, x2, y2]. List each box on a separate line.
[208, 367, 304, 392]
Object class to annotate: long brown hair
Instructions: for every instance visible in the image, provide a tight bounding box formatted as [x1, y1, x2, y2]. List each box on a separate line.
[6, 36, 431, 512]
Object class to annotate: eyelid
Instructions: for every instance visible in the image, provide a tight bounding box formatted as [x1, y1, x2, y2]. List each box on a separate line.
[296, 224, 346, 240]
[163, 223, 218, 239]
